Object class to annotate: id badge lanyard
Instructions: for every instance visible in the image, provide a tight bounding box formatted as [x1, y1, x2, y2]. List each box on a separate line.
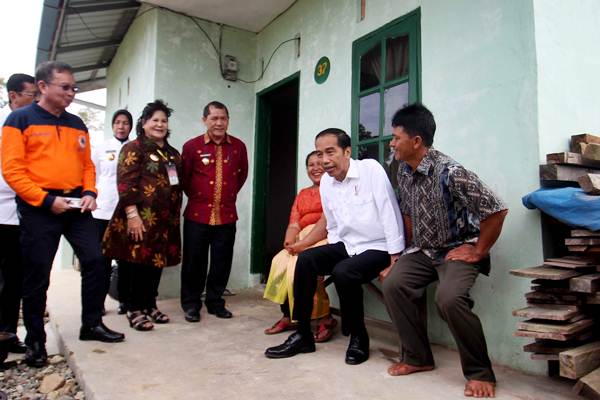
[156, 149, 179, 186]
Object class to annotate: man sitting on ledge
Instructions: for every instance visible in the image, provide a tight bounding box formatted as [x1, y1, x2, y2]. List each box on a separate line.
[381, 104, 508, 398]
[265, 128, 405, 365]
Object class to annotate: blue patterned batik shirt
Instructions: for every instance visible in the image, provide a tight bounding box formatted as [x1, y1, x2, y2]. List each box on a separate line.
[396, 149, 507, 273]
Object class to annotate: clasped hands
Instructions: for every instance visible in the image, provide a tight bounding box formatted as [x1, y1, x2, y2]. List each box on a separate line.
[51, 195, 96, 214]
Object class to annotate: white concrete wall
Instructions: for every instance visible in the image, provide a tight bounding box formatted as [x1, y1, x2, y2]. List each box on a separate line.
[533, 0, 600, 160]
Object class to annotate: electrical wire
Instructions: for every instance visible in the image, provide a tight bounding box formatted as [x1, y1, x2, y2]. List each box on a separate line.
[237, 37, 299, 84]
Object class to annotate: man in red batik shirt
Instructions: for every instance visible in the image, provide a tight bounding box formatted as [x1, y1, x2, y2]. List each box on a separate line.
[180, 101, 248, 322]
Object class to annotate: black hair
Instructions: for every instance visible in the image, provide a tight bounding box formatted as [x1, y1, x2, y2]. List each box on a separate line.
[35, 61, 72, 84]
[6, 73, 35, 96]
[112, 109, 133, 130]
[136, 99, 173, 139]
[203, 101, 229, 118]
[391, 103, 436, 147]
[315, 128, 351, 149]
[305, 150, 319, 166]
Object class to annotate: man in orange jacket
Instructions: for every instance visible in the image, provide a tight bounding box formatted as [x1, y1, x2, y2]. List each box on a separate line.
[1, 61, 125, 367]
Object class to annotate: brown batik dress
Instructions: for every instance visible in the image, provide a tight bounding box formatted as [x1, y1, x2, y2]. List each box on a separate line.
[102, 136, 183, 268]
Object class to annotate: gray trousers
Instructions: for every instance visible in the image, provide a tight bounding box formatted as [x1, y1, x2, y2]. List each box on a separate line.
[382, 251, 496, 382]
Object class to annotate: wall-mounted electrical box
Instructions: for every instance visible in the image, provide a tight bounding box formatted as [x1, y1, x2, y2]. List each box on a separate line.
[223, 55, 238, 81]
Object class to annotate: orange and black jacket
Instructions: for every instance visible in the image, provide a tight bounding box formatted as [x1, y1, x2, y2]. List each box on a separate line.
[1, 102, 97, 208]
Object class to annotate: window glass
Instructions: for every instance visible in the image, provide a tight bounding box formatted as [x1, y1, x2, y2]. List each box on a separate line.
[360, 44, 381, 91]
[384, 83, 409, 134]
[386, 35, 409, 81]
[359, 92, 380, 139]
[357, 142, 379, 161]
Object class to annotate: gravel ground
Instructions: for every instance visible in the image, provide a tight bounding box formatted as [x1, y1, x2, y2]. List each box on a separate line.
[1, 313, 85, 400]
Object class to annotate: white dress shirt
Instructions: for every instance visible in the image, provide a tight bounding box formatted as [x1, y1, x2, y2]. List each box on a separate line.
[0, 105, 18, 225]
[320, 158, 405, 256]
[91, 135, 130, 220]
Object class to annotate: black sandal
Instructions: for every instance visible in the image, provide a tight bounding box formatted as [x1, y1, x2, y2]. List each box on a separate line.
[147, 308, 170, 324]
[128, 311, 154, 331]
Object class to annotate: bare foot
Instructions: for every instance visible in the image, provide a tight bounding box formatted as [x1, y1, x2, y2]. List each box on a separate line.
[387, 362, 434, 376]
[464, 380, 496, 398]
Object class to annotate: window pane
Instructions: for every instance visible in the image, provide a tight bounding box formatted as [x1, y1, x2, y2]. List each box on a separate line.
[386, 35, 409, 81]
[384, 83, 409, 133]
[383, 138, 400, 191]
[358, 142, 379, 161]
[360, 44, 381, 91]
[359, 92, 380, 139]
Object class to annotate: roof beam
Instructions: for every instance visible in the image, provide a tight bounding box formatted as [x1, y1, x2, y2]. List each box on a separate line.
[56, 40, 120, 54]
[71, 62, 110, 73]
[66, 1, 140, 15]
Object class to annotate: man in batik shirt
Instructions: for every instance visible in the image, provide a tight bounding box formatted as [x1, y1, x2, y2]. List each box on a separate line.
[381, 104, 508, 398]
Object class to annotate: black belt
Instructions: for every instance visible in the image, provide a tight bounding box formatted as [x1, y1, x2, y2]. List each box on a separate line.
[43, 187, 83, 196]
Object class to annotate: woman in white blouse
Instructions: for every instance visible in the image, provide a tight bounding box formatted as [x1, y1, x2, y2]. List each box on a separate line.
[92, 109, 133, 314]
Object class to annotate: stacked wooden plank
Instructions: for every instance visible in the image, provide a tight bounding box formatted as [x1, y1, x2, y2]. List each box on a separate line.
[511, 256, 600, 398]
[543, 133, 600, 190]
[566, 230, 600, 254]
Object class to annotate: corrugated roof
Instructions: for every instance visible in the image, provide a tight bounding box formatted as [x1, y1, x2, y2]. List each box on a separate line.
[36, 0, 141, 92]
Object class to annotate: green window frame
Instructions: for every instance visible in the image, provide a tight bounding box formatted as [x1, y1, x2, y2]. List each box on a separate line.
[351, 9, 421, 186]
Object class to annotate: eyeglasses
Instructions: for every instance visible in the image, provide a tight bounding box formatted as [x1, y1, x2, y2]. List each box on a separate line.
[18, 91, 36, 98]
[47, 82, 80, 93]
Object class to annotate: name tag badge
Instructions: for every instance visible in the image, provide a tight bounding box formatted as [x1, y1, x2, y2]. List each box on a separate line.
[166, 164, 179, 186]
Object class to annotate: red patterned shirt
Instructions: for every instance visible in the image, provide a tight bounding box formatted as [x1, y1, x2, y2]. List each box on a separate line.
[181, 133, 248, 225]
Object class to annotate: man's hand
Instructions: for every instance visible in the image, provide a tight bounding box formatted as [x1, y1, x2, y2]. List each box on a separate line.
[445, 244, 484, 264]
[379, 254, 400, 282]
[50, 197, 71, 215]
[80, 195, 97, 213]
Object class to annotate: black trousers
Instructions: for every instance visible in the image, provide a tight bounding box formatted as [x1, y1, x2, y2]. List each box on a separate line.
[293, 242, 390, 336]
[0, 224, 22, 334]
[180, 220, 236, 312]
[17, 198, 105, 346]
[119, 261, 162, 312]
[94, 218, 130, 306]
[382, 251, 496, 382]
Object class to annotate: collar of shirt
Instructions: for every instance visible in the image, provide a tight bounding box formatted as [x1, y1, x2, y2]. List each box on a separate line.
[401, 148, 436, 178]
[332, 158, 359, 185]
[203, 132, 232, 145]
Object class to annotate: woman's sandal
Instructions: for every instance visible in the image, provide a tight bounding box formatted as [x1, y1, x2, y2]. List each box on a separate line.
[147, 308, 170, 324]
[264, 317, 297, 335]
[314, 316, 337, 343]
[127, 311, 154, 331]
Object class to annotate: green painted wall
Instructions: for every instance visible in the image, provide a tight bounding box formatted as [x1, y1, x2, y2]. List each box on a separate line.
[533, 0, 600, 160]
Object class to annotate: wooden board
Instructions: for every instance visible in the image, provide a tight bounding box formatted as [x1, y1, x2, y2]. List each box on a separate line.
[571, 134, 600, 153]
[583, 144, 600, 162]
[567, 238, 600, 246]
[570, 231, 600, 238]
[573, 367, 600, 400]
[525, 291, 582, 305]
[531, 353, 559, 361]
[543, 260, 597, 270]
[559, 341, 600, 379]
[587, 293, 600, 304]
[514, 328, 591, 341]
[532, 279, 570, 287]
[516, 318, 594, 335]
[570, 273, 600, 293]
[510, 266, 581, 280]
[512, 305, 582, 321]
[547, 152, 584, 165]
[569, 245, 590, 252]
[524, 341, 576, 354]
[540, 164, 600, 183]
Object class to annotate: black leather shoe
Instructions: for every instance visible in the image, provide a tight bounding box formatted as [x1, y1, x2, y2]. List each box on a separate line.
[184, 309, 200, 323]
[79, 322, 125, 343]
[345, 334, 369, 365]
[207, 307, 232, 319]
[24, 342, 47, 368]
[117, 303, 127, 315]
[265, 332, 316, 359]
[9, 338, 27, 354]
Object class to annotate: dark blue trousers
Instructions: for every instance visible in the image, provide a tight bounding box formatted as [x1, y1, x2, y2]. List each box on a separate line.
[18, 198, 104, 346]
[0, 224, 22, 334]
[180, 220, 236, 312]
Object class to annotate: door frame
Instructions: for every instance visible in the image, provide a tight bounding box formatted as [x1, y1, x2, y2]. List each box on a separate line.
[250, 71, 301, 274]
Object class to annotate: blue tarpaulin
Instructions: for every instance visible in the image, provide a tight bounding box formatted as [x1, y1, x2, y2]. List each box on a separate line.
[522, 187, 600, 231]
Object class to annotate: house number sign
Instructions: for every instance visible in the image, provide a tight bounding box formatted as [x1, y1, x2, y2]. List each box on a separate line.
[314, 56, 330, 84]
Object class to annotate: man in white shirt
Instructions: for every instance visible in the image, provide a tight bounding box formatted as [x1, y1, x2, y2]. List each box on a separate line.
[265, 128, 405, 365]
[0, 73, 36, 353]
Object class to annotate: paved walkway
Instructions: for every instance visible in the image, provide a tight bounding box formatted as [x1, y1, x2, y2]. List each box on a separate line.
[42, 269, 576, 400]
